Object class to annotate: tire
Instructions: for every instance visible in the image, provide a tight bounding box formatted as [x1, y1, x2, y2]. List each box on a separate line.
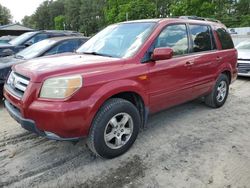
[0, 84, 3, 100]
[205, 74, 229, 108]
[87, 98, 141, 159]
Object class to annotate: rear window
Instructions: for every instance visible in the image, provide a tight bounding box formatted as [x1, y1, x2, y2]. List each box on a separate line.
[216, 28, 234, 49]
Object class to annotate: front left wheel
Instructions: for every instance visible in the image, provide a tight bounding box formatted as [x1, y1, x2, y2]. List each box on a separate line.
[87, 98, 141, 159]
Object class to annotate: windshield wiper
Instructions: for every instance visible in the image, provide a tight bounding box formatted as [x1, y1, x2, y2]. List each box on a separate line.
[82, 51, 114, 58]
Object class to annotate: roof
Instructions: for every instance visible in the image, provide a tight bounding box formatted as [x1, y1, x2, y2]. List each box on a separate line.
[0, 23, 34, 31]
[121, 19, 162, 23]
[0, 35, 16, 40]
[122, 17, 224, 26]
[47, 36, 89, 42]
[43, 30, 80, 33]
[37, 30, 83, 36]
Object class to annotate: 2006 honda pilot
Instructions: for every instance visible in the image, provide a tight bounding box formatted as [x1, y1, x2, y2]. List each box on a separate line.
[4, 17, 237, 158]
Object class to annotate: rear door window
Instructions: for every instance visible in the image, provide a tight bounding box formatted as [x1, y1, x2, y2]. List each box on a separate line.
[26, 33, 49, 44]
[155, 24, 189, 56]
[189, 25, 214, 52]
[216, 28, 234, 49]
[49, 33, 65, 38]
[44, 40, 79, 56]
[78, 38, 87, 48]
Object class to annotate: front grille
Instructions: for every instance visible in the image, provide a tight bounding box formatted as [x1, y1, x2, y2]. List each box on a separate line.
[6, 71, 30, 98]
[238, 58, 250, 61]
[237, 62, 250, 73]
[238, 63, 250, 69]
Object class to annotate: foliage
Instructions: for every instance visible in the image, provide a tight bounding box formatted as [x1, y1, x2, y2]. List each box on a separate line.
[170, 0, 216, 18]
[64, 0, 81, 31]
[240, 15, 250, 27]
[0, 4, 12, 25]
[21, 0, 250, 36]
[105, 0, 155, 24]
[54, 15, 65, 30]
[22, 16, 35, 28]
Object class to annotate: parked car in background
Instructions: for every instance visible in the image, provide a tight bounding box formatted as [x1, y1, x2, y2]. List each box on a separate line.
[4, 17, 237, 159]
[0, 36, 88, 98]
[0, 30, 82, 57]
[231, 35, 249, 46]
[236, 40, 250, 77]
[0, 35, 16, 44]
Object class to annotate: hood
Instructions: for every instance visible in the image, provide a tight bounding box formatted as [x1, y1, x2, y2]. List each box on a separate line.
[0, 43, 14, 48]
[0, 44, 15, 57]
[14, 53, 124, 82]
[237, 50, 250, 60]
[0, 56, 23, 69]
[0, 56, 24, 82]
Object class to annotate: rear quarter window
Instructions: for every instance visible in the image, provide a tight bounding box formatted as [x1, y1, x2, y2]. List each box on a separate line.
[216, 28, 234, 49]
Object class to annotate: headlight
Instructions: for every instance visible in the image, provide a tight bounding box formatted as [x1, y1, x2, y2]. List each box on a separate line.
[40, 75, 82, 99]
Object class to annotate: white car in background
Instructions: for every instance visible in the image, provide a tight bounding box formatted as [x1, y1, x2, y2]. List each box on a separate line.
[236, 40, 250, 77]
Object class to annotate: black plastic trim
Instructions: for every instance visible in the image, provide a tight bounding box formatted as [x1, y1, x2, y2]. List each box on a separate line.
[4, 100, 81, 141]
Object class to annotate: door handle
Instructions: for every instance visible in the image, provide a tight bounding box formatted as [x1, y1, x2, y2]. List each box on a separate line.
[185, 61, 194, 67]
[216, 57, 223, 62]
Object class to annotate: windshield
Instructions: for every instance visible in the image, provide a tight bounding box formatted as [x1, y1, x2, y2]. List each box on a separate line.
[236, 41, 250, 50]
[77, 22, 156, 58]
[16, 39, 57, 60]
[9, 32, 37, 46]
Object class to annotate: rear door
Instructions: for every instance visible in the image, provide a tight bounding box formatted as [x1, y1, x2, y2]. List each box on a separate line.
[215, 27, 237, 77]
[147, 24, 196, 112]
[187, 24, 219, 97]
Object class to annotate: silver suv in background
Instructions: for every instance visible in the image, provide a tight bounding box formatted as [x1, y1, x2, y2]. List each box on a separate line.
[236, 40, 250, 77]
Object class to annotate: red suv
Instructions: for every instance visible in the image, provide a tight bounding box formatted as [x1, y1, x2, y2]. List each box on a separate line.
[4, 17, 237, 158]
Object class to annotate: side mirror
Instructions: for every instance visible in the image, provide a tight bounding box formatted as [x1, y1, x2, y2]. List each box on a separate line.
[151, 48, 173, 61]
[2, 49, 14, 57]
[24, 41, 33, 47]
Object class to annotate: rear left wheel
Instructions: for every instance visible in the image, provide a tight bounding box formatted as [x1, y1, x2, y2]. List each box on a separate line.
[205, 74, 229, 108]
[0, 84, 4, 100]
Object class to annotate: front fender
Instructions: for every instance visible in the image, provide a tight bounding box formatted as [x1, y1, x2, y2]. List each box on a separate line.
[91, 79, 148, 112]
[83, 79, 148, 132]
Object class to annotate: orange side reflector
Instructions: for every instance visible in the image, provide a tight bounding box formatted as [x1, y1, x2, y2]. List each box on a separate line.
[138, 75, 148, 80]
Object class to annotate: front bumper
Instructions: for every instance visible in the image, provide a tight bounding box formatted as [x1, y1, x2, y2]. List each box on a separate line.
[4, 99, 82, 141]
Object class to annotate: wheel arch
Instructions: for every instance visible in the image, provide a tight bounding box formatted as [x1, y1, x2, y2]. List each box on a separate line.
[86, 80, 149, 133]
[217, 62, 233, 84]
[110, 91, 148, 128]
[221, 70, 232, 84]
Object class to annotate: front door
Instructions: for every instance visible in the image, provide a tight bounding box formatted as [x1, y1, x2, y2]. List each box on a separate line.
[146, 24, 195, 113]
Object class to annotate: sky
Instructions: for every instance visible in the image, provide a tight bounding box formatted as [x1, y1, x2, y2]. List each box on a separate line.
[0, 0, 45, 23]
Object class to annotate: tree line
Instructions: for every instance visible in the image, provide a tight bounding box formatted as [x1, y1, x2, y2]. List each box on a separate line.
[0, 4, 12, 25]
[1, 0, 249, 36]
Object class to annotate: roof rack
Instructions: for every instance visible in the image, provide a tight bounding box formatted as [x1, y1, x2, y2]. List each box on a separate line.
[179, 16, 221, 23]
[43, 30, 80, 33]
